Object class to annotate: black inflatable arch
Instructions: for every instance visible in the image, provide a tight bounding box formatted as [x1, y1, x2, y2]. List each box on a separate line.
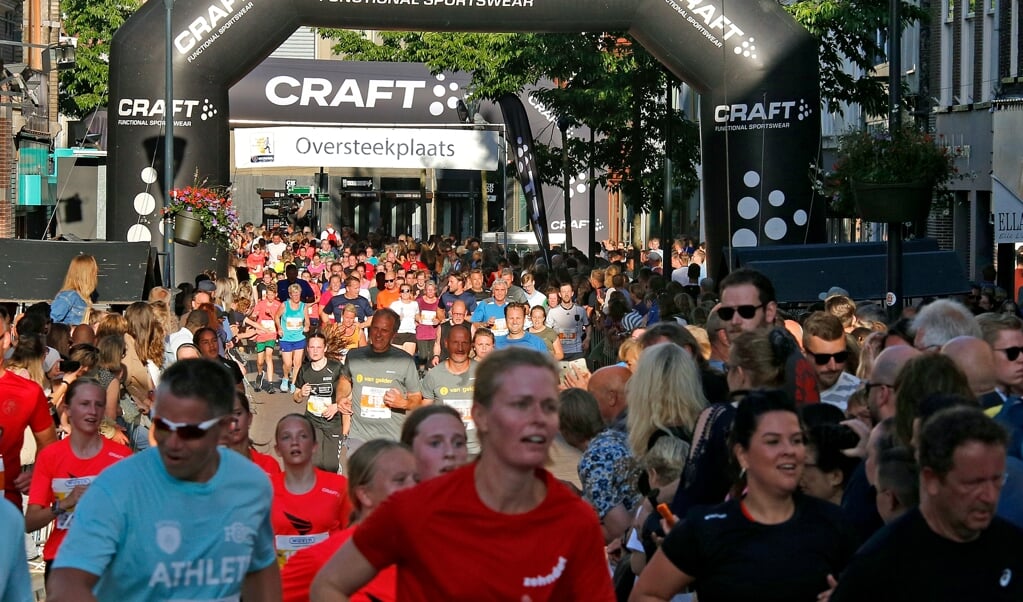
[109, 0, 822, 278]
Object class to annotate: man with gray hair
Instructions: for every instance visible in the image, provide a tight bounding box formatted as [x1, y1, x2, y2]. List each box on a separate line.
[832, 406, 1023, 601]
[911, 299, 982, 352]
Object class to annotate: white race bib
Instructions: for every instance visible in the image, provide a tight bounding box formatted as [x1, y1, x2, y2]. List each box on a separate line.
[359, 386, 391, 419]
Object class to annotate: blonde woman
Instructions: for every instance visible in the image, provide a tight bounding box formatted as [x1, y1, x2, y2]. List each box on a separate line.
[51, 255, 99, 326]
[123, 302, 165, 451]
[626, 342, 707, 457]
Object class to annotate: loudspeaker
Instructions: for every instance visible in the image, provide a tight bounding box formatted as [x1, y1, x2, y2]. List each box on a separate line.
[0, 240, 157, 304]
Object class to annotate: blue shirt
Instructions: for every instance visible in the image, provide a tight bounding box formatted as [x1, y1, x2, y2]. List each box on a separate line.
[53, 447, 276, 602]
[495, 332, 549, 354]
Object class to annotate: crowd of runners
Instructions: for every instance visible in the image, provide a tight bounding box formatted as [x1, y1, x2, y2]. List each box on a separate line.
[1, 222, 1022, 601]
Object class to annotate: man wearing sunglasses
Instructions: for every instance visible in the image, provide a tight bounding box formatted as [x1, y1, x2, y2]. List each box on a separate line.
[802, 312, 860, 411]
[375, 270, 401, 310]
[49, 359, 279, 602]
[718, 268, 777, 336]
[719, 268, 820, 404]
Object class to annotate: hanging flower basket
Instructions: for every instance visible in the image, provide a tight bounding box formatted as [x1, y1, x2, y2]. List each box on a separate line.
[162, 171, 240, 251]
[851, 181, 934, 224]
[173, 211, 203, 247]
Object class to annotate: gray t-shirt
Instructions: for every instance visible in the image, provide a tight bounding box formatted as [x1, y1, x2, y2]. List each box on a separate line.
[546, 303, 589, 356]
[422, 360, 479, 454]
[346, 346, 421, 442]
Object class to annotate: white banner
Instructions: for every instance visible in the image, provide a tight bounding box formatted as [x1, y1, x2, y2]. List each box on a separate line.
[234, 126, 500, 170]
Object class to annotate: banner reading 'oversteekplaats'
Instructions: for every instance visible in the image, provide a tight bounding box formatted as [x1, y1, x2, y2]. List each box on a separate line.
[233, 126, 501, 170]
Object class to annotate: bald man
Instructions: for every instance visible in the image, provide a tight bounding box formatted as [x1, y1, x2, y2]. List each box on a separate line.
[842, 345, 921, 543]
[580, 365, 636, 543]
[942, 336, 1002, 409]
[587, 365, 631, 425]
[866, 345, 922, 424]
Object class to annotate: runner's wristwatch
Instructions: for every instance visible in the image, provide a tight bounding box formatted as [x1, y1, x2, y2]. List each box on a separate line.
[51, 500, 66, 516]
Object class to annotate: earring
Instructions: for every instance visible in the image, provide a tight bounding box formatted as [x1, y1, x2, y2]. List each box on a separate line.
[739, 467, 747, 480]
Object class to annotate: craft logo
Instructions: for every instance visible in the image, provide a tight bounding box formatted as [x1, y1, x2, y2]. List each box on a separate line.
[264, 72, 464, 117]
[712, 99, 814, 132]
[175, 0, 255, 63]
[116, 98, 218, 127]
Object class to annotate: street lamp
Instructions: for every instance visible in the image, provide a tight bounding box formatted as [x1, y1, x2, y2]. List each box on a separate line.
[558, 114, 573, 251]
[885, 0, 902, 321]
[163, 0, 175, 286]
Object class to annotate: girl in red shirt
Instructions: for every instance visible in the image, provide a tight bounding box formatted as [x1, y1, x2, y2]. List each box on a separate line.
[221, 389, 279, 477]
[271, 414, 352, 567]
[26, 379, 130, 572]
[280, 439, 417, 602]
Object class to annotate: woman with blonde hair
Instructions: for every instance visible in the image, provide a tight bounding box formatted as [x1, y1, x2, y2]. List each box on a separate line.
[123, 301, 165, 450]
[626, 342, 708, 457]
[94, 313, 128, 340]
[51, 255, 99, 326]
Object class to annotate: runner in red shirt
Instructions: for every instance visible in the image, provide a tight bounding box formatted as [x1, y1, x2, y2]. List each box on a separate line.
[0, 310, 58, 506]
[25, 379, 130, 567]
[311, 348, 616, 601]
[271, 414, 352, 567]
[281, 439, 417, 602]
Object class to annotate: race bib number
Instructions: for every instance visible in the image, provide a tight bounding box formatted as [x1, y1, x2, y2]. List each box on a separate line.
[444, 399, 475, 431]
[275, 533, 329, 567]
[492, 318, 508, 336]
[559, 328, 577, 340]
[52, 476, 94, 530]
[285, 316, 304, 330]
[421, 310, 437, 325]
[307, 382, 335, 416]
[260, 319, 275, 330]
[359, 386, 391, 419]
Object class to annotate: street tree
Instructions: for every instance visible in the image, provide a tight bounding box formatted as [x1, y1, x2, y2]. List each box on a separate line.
[59, 0, 142, 118]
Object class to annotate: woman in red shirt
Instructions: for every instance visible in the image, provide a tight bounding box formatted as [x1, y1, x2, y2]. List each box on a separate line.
[271, 414, 352, 567]
[25, 379, 130, 575]
[311, 348, 616, 601]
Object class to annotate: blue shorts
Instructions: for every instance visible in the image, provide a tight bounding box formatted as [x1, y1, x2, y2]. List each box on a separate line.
[279, 339, 306, 352]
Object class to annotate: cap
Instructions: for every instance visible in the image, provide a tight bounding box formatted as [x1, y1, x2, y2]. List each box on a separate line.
[197, 280, 217, 292]
[647, 250, 663, 262]
[818, 286, 850, 300]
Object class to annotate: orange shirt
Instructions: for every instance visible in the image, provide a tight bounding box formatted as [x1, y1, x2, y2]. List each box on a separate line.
[27, 437, 130, 560]
[376, 287, 401, 310]
[271, 470, 352, 566]
[251, 449, 281, 477]
[281, 526, 396, 602]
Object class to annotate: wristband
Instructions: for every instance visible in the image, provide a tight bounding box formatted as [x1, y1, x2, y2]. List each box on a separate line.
[51, 500, 66, 516]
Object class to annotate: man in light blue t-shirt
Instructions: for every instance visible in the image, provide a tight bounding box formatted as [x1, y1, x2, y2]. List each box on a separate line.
[48, 359, 279, 602]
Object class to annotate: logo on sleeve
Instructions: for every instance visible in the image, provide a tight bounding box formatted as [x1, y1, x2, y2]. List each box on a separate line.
[156, 521, 182, 555]
[224, 522, 256, 544]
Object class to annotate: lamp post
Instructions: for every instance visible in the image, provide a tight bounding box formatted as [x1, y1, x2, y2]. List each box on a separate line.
[558, 115, 573, 251]
[163, 0, 175, 287]
[886, 0, 902, 322]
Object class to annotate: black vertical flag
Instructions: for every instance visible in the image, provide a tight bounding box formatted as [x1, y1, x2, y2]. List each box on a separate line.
[498, 93, 553, 268]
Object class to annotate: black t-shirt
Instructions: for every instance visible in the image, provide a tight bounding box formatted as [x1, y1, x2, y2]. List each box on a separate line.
[295, 359, 351, 419]
[831, 508, 1023, 602]
[663, 493, 857, 602]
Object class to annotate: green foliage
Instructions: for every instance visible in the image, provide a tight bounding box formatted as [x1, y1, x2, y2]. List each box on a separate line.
[321, 30, 701, 213]
[785, 0, 927, 117]
[814, 125, 957, 215]
[58, 0, 142, 118]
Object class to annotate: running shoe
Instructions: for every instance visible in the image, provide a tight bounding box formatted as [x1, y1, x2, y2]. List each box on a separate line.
[281, 378, 290, 392]
[289, 382, 297, 393]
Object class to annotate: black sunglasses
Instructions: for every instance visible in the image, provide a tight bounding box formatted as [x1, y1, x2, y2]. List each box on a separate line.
[717, 304, 764, 321]
[810, 350, 850, 365]
[863, 381, 891, 395]
[152, 416, 221, 440]
[996, 346, 1023, 361]
[385, 279, 396, 283]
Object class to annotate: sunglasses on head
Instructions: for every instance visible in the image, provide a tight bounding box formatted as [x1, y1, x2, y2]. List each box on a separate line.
[717, 304, 764, 321]
[996, 346, 1023, 361]
[810, 350, 850, 366]
[153, 416, 222, 440]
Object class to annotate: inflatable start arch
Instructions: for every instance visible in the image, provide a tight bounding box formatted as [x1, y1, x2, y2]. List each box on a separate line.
[109, 0, 822, 276]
